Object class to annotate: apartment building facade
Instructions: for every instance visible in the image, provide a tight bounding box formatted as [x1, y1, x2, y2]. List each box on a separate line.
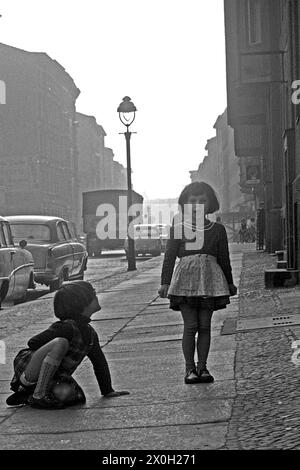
[0, 43, 80, 225]
[224, 0, 300, 267]
[190, 109, 248, 215]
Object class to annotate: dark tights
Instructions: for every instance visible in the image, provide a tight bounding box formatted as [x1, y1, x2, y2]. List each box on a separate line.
[180, 305, 213, 372]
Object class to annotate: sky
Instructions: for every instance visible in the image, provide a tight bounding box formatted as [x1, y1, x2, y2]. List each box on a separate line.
[0, 0, 227, 200]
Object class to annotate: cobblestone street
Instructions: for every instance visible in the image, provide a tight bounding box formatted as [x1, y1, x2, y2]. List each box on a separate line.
[226, 253, 300, 449]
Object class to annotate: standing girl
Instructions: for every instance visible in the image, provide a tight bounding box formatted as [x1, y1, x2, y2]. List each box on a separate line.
[159, 182, 237, 384]
[6, 280, 129, 409]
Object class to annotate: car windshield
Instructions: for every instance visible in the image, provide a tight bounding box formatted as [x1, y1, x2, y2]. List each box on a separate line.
[10, 224, 51, 243]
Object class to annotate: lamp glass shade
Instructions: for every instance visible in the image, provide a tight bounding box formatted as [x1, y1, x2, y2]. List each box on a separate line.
[119, 111, 135, 126]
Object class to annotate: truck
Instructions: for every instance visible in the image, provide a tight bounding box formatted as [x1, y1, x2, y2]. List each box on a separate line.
[82, 189, 144, 256]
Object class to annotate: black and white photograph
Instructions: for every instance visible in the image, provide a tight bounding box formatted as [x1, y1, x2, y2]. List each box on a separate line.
[0, 0, 299, 456]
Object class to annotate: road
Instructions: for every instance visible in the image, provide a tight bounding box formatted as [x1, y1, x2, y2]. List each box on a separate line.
[84, 250, 153, 282]
[0, 251, 164, 341]
[21, 250, 154, 304]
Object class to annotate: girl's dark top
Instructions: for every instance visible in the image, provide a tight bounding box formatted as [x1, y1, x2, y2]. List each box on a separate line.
[27, 319, 114, 396]
[161, 218, 233, 286]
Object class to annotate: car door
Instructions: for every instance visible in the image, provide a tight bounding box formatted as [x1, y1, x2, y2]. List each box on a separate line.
[2, 222, 29, 298]
[55, 221, 73, 277]
[0, 222, 14, 300]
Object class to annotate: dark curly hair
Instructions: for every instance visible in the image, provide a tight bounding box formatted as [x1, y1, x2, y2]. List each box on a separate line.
[53, 281, 96, 321]
[178, 181, 219, 214]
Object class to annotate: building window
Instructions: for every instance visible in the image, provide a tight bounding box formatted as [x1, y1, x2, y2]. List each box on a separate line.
[247, 0, 262, 45]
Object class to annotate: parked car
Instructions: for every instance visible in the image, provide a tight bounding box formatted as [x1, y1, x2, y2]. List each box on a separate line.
[6, 216, 88, 292]
[0, 215, 35, 306]
[124, 224, 162, 258]
[77, 234, 87, 248]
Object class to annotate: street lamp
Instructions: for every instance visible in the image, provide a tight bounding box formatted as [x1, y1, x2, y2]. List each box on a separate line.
[117, 96, 137, 271]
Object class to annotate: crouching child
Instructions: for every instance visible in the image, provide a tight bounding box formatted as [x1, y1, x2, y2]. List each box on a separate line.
[6, 280, 129, 409]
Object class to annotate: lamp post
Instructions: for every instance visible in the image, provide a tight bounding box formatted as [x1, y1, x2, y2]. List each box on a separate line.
[117, 96, 137, 271]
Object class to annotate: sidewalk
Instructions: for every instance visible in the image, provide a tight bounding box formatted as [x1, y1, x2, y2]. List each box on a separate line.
[0, 247, 299, 450]
[0, 250, 242, 450]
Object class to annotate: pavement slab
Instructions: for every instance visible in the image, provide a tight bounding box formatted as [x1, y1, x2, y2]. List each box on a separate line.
[103, 340, 182, 355]
[0, 380, 236, 410]
[111, 324, 183, 341]
[0, 423, 229, 450]
[77, 351, 236, 390]
[0, 399, 233, 434]
[128, 312, 182, 327]
[92, 310, 146, 321]
[79, 380, 237, 407]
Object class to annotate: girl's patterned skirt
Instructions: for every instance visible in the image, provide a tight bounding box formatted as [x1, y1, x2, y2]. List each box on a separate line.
[168, 254, 230, 311]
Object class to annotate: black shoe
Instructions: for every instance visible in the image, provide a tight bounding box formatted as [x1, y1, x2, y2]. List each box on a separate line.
[6, 384, 36, 406]
[28, 393, 65, 409]
[197, 368, 214, 383]
[184, 369, 200, 384]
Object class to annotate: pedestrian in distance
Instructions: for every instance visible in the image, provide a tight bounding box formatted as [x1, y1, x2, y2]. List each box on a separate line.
[239, 218, 248, 243]
[6, 280, 129, 409]
[247, 217, 256, 243]
[158, 182, 237, 385]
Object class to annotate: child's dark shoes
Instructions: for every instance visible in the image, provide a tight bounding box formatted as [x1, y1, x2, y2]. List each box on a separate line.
[197, 368, 214, 383]
[6, 384, 36, 406]
[184, 369, 200, 384]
